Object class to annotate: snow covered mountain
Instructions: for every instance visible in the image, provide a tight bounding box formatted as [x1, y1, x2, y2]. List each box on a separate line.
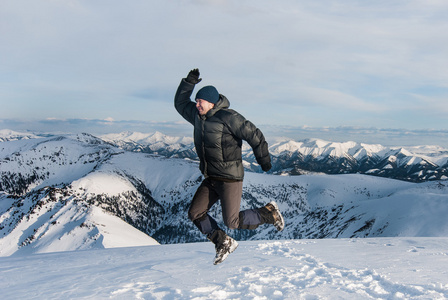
[0, 129, 50, 142]
[101, 131, 195, 159]
[0, 133, 160, 256]
[1, 132, 448, 256]
[101, 131, 448, 182]
[5, 129, 447, 182]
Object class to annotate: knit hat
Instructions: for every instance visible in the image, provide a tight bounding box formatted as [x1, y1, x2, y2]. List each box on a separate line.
[195, 86, 220, 104]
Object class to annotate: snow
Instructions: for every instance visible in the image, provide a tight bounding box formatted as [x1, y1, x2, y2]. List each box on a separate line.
[0, 129, 40, 142]
[270, 140, 304, 155]
[0, 195, 158, 256]
[2, 131, 448, 298]
[71, 171, 137, 196]
[101, 131, 194, 147]
[3, 135, 448, 254]
[0, 134, 118, 192]
[1, 238, 447, 299]
[87, 206, 159, 248]
[269, 139, 360, 158]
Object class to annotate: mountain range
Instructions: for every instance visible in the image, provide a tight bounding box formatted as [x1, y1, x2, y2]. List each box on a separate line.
[1, 129, 448, 256]
[3, 129, 448, 183]
[101, 130, 448, 182]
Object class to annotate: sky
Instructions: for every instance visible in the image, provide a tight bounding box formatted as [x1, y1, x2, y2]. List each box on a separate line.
[1, 0, 448, 147]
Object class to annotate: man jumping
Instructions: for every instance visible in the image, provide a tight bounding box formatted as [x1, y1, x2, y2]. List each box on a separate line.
[174, 69, 285, 265]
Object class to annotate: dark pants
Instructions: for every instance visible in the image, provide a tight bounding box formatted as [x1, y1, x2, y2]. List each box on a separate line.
[188, 178, 263, 236]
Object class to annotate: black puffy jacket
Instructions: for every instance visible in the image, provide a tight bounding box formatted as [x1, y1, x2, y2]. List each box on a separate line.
[175, 79, 271, 181]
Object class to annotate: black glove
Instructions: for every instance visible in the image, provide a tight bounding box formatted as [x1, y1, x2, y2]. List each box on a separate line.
[261, 162, 272, 172]
[185, 68, 202, 84]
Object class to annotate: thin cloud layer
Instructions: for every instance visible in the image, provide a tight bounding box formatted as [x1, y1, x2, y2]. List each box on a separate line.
[2, 118, 448, 148]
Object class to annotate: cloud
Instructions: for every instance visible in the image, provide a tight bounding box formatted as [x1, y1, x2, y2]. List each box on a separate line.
[409, 92, 448, 115]
[291, 87, 383, 112]
[0, 118, 192, 137]
[1, 0, 448, 132]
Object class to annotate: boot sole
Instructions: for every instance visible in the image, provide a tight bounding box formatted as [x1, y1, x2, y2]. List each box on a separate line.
[270, 201, 285, 231]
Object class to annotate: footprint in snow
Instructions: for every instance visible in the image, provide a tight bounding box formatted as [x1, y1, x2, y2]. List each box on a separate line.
[216, 241, 448, 299]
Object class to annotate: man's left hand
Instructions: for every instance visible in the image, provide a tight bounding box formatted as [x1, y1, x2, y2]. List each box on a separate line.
[186, 68, 202, 84]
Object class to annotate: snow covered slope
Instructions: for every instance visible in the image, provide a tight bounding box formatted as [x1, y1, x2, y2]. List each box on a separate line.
[0, 134, 160, 256]
[0, 193, 158, 256]
[2, 133, 448, 257]
[1, 238, 448, 299]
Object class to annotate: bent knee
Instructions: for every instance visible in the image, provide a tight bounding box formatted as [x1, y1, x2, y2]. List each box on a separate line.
[188, 208, 206, 223]
[224, 215, 240, 230]
[188, 210, 199, 222]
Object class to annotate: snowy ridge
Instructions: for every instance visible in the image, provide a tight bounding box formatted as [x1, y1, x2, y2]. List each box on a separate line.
[1, 133, 448, 257]
[0, 129, 46, 142]
[101, 131, 193, 146]
[100, 131, 448, 182]
[266, 138, 448, 181]
[100, 131, 195, 158]
[3, 129, 448, 182]
[0, 133, 161, 256]
[0, 189, 158, 256]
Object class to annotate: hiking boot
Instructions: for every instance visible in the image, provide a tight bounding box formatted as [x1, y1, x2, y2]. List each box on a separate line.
[258, 201, 285, 231]
[213, 235, 239, 265]
[208, 229, 239, 265]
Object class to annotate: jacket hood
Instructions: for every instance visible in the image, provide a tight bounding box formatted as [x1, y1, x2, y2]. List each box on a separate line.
[205, 94, 230, 118]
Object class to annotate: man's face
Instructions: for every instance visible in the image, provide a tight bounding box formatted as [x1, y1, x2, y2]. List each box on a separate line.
[196, 99, 215, 115]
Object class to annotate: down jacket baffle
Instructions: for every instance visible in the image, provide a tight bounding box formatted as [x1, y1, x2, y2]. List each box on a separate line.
[174, 79, 271, 181]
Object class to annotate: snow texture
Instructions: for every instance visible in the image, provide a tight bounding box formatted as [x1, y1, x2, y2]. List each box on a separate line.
[1, 238, 447, 299]
[1, 131, 448, 299]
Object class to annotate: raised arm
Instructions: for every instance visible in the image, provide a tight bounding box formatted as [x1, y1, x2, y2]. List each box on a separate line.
[174, 69, 202, 125]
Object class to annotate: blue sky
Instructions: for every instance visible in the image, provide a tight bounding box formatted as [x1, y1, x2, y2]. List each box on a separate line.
[1, 0, 448, 146]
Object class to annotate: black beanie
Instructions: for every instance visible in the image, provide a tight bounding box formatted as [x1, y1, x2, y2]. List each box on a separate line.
[195, 86, 219, 104]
